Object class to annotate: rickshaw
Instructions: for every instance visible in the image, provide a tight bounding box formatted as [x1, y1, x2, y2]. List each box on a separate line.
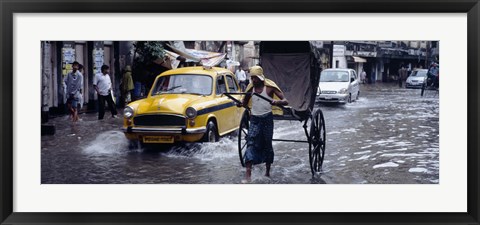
[225, 41, 326, 176]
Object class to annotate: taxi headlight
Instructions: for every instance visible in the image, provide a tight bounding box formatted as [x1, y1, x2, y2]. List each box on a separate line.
[338, 88, 348, 94]
[186, 107, 197, 119]
[123, 106, 134, 119]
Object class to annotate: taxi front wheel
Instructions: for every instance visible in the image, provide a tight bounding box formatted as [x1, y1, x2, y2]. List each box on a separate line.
[128, 140, 141, 150]
[202, 121, 219, 143]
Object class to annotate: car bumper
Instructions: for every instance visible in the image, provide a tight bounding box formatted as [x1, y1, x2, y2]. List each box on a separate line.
[122, 126, 207, 143]
[406, 82, 424, 88]
[316, 94, 348, 103]
[123, 126, 206, 134]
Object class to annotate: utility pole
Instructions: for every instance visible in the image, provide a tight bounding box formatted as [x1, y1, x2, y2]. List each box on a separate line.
[329, 41, 334, 68]
[425, 41, 430, 68]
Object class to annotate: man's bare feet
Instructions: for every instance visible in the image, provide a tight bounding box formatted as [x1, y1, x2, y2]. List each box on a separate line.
[265, 163, 271, 177]
[241, 178, 251, 184]
[244, 162, 252, 183]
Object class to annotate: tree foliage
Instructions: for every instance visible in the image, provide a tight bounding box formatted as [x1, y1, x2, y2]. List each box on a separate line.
[133, 41, 166, 66]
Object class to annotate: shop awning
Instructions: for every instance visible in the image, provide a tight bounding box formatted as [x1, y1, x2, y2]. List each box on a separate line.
[169, 43, 226, 66]
[157, 42, 226, 68]
[352, 56, 367, 63]
[154, 50, 182, 69]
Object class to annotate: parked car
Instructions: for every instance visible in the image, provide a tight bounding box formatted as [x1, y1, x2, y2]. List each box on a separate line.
[406, 69, 428, 88]
[122, 66, 244, 145]
[316, 68, 360, 103]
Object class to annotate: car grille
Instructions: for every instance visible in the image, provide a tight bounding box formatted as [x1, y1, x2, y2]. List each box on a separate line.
[322, 90, 337, 94]
[134, 114, 186, 126]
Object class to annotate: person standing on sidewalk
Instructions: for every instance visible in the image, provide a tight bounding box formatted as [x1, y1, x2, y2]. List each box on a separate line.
[235, 66, 247, 91]
[121, 65, 135, 105]
[65, 61, 83, 122]
[94, 65, 118, 120]
[360, 70, 367, 84]
[398, 64, 407, 88]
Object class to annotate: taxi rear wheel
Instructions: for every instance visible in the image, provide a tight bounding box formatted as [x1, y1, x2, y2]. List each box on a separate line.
[202, 121, 219, 143]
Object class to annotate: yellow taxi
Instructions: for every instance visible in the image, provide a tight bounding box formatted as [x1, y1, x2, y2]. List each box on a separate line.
[122, 66, 244, 145]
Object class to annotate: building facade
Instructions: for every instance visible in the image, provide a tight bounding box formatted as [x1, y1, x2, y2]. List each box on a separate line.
[329, 41, 439, 83]
[41, 41, 127, 121]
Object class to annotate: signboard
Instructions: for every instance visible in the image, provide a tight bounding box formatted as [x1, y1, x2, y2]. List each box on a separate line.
[378, 42, 394, 48]
[356, 51, 377, 57]
[346, 50, 377, 57]
[62, 41, 76, 76]
[93, 42, 104, 75]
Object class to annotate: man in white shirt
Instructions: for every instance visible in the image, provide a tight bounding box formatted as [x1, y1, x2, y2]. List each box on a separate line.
[235, 66, 247, 91]
[94, 65, 118, 120]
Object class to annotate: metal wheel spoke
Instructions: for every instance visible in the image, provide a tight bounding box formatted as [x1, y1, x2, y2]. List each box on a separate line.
[241, 128, 248, 136]
[313, 144, 321, 154]
[241, 141, 247, 150]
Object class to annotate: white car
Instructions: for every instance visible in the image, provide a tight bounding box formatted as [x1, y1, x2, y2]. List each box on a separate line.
[316, 68, 360, 103]
[406, 69, 428, 88]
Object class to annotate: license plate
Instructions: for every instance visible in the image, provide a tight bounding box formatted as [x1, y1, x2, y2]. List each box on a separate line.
[324, 96, 332, 99]
[143, 136, 174, 143]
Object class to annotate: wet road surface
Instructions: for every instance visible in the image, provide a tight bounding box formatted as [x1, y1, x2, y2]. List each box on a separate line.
[41, 83, 439, 184]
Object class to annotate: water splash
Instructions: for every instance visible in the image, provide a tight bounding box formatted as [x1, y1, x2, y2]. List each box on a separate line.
[82, 130, 130, 155]
[164, 137, 237, 161]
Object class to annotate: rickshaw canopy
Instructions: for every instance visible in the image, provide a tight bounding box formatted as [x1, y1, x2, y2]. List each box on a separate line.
[259, 41, 321, 113]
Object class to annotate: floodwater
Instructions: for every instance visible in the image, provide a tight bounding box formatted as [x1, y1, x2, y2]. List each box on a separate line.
[41, 83, 439, 184]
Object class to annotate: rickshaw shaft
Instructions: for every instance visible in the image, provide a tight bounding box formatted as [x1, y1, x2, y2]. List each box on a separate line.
[272, 138, 309, 143]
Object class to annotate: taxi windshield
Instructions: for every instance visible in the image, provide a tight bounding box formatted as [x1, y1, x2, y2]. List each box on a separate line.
[151, 74, 213, 96]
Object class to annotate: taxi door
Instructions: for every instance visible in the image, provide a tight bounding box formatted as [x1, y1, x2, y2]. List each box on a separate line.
[225, 74, 243, 129]
[214, 74, 236, 134]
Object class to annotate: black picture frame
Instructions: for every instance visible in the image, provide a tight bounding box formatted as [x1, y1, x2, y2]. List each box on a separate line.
[1, 0, 479, 224]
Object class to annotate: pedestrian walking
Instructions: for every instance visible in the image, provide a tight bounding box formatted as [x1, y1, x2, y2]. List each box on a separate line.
[235, 66, 247, 91]
[236, 66, 288, 183]
[64, 61, 83, 122]
[121, 65, 135, 105]
[360, 70, 367, 84]
[427, 62, 439, 88]
[398, 64, 407, 88]
[94, 65, 118, 120]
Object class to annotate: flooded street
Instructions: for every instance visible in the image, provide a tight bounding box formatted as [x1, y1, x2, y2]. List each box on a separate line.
[41, 83, 439, 184]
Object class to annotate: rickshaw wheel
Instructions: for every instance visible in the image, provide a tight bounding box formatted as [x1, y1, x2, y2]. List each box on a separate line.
[309, 108, 326, 175]
[238, 111, 250, 167]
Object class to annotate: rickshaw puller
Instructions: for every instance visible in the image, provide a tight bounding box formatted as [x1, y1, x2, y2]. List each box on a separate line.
[237, 66, 288, 183]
